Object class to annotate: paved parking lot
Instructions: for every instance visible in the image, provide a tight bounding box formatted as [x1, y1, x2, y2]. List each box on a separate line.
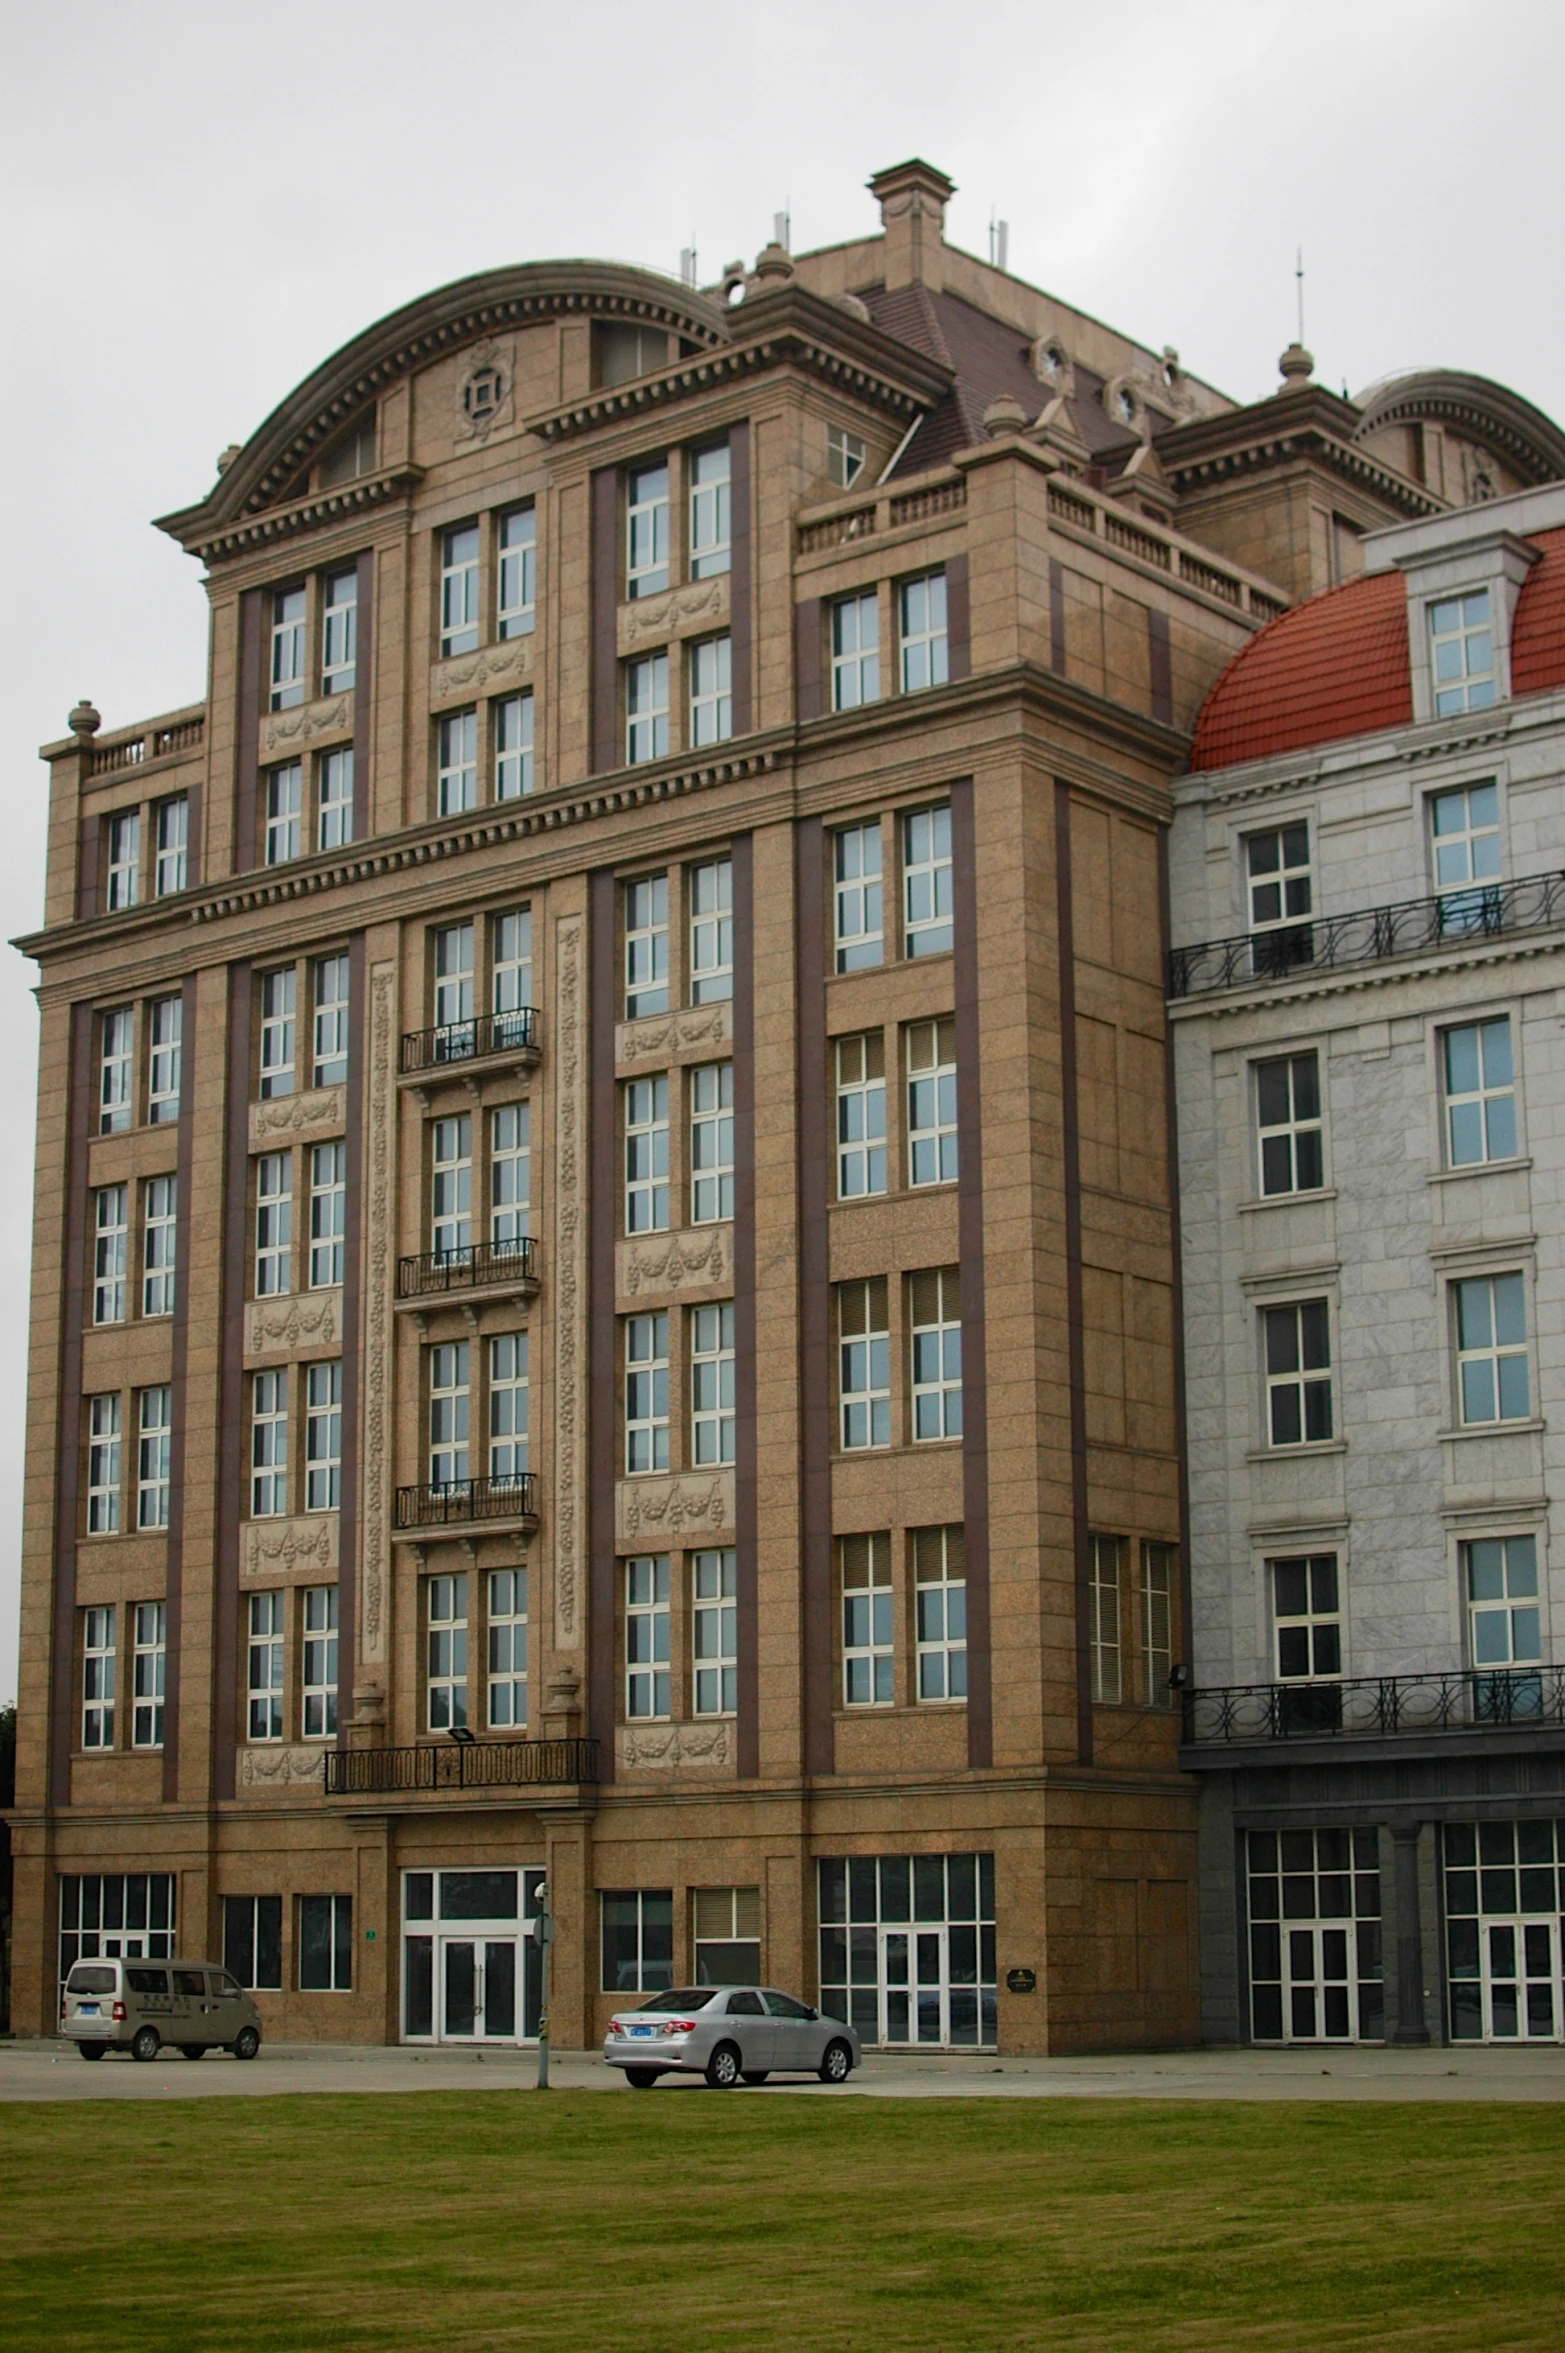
[4, 2036, 1565, 2103]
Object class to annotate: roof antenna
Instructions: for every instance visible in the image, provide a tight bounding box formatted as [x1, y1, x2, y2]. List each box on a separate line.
[1295, 246, 1305, 347]
[773, 201, 791, 253]
[988, 210, 1009, 270]
[679, 240, 698, 288]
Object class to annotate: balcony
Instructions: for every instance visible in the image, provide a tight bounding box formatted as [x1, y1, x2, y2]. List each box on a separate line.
[324, 1735, 597, 1796]
[396, 1237, 539, 1309]
[1168, 871, 1565, 1000]
[393, 1473, 539, 1537]
[399, 1008, 540, 1078]
[1184, 1666, 1565, 1748]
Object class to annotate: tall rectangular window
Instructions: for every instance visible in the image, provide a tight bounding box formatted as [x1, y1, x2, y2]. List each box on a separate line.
[1430, 591, 1495, 716]
[903, 804, 953, 956]
[299, 1893, 352, 1991]
[689, 635, 732, 746]
[914, 1525, 966, 1702]
[99, 1007, 134, 1133]
[1465, 1536, 1540, 1668]
[250, 1370, 288, 1516]
[910, 1266, 962, 1441]
[154, 796, 188, 897]
[626, 651, 669, 764]
[1247, 823, 1312, 933]
[429, 1341, 471, 1486]
[906, 1017, 957, 1184]
[305, 1360, 342, 1510]
[492, 908, 532, 1042]
[690, 1301, 736, 1465]
[625, 1312, 669, 1473]
[258, 968, 296, 1098]
[841, 1533, 892, 1707]
[431, 1114, 472, 1261]
[626, 1556, 671, 1718]
[488, 1332, 529, 1479]
[626, 461, 670, 598]
[440, 525, 480, 656]
[494, 691, 534, 799]
[837, 1276, 889, 1450]
[312, 953, 350, 1088]
[688, 857, 733, 1001]
[1274, 1555, 1341, 1679]
[432, 920, 475, 1049]
[899, 571, 948, 692]
[309, 1142, 346, 1287]
[224, 1895, 282, 1991]
[132, 1602, 165, 1750]
[148, 995, 182, 1125]
[136, 1386, 172, 1531]
[1089, 1534, 1123, 1704]
[1256, 1052, 1322, 1194]
[624, 1076, 669, 1233]
[438, 709, 477, 815]
[301, 1585, 338, 1737]
[426, 1573, 468, 1729]
[93, 1184, 128, 1325]
[689, 443, 731, 577]
[82, 1606, 116, 1748]
[1141, 1541, 1176, 1705]
[831, 591, 880, 709]
[692, 1549, 737, 1716]
[487, 1565, 528, 1727]
[497, 505, 536, 638]
[1263, 1301, 1332, 1444]
[833, 823, 882, 971]
[490, 1103, 530, 1244]
[1432, 781, 1502, 932]
[1443, 1018, 1516, 1166]
[835, 1033, 886, 1197]
[255, 1152, 292, 1297]
[600, 1889, 673, 1994]
[270, 585, 306, 709]
[321, 566, 357, 695]
[690, 1063, 733, 1223]
[107, 810, 140, 911]
[318, 747, 354, 850]
[1455, 1273, 1529, 1424]
[247, 1591, 284, 1741]
[692, 1886, 761, 1986]
[87, 1395, 120, 1534]
[265, 761, 302, 865]
[624, 876, 668, 1017]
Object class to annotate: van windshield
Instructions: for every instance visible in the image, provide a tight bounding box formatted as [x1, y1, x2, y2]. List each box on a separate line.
[67, 1966, 116, 1994]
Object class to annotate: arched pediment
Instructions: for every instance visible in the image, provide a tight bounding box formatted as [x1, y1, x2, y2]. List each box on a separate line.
[1352, 369, 1565, 495]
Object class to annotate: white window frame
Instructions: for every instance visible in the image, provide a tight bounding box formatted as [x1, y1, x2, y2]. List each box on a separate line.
[690, 1301, 736, 1466]
[914, 1525, 966, 1703]
[689, 856, 733, 1002]
[142, 1175, 177, 1318]
[154, 796, 188, 897]
[497, 505, 536, 639]
[148, 994, 182, 1126]
[1089, 1533, 1123, 1703]
[106, 810, 140, 911]
[321, 566, 357, 695]
[87, 1394, 121, 1534]
[312, 953, 350, 1088]
[833, 823, 883, 972]
[309, 1142, 346, 1288]
[136, 1385, 171, 1531]
[625, 1555, 671, 1718]
[827, 426, 866, 489]
[906, 1017, 957, 1186]
[910, 1266, 962, 1442]
[494, 690, 534, 799]
[487, 1564, 528, 1727]
[903, 804, 953, 957]
[270, 585, 306, 709]
[838, 1277, 890, 1451]
[835, 1033, 886, 1199]
[624, 1076, 669, 1235]
[93, 1184, 128, 1326]
[692, 1548, 737, 1716]
[247, 1589, 284, 1742]
[265, 761, 303, 866]
[626, 650, 670, 764]
[301, 1584, 339, 1738]
[689, 443, 731, 579]
[428, 1340, 471, 1487]
[1141, 1539, 1176, 1706]
[1246, 822, 1312, 933]
[492, 908, 532, 1042]
[689, 634, 733, 746]
[689, 1062, 734, 1224]
[440, 525, 480, 657]
[898, 571, 948, 693]
[626, 461, 670, 600]
[438, 709, 478, 816]
[132, 1602, 165, 1749]
[489, 1103, 530, 1245]
[305, 1359, 342, 1511]
[1255, 1050, 1323, 1196]
[431, 1114, 473, 1262]
[488, 1331, 529, 1480]
[318, 747, 353, 851]
[625, 1312, 669, 1474]
[1273, 1554, 1342, 1680]
[82, 1605, 116, 1749]
[1430, 591, 1496, 717]
[1464, 1535, 1541, 1670]
[831, 590, 880, 710]
[841, 1532, 892, 1706]
[258, 968, 296, 1099]
[1454, 1272, 1530, 1426]
[1263, 1299, 1333, 1446]
[99, 1007, 133, 1133]
[255, 1152, 293, 1299]
[624, 874, 669, 1016]
[426, 1571, 469, 1730]
[250, 1369, 289, 1516]
[1430, 781, 1503, 927]
[433, 921, 475, 1042]
[1442, 1017, 1517, 1167]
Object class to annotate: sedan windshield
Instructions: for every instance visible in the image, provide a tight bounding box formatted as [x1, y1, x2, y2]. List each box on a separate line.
[634, 1988, 718, 2013]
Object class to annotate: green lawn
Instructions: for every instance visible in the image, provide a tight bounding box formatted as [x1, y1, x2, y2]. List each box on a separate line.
[2, 2092, 1563, 2351]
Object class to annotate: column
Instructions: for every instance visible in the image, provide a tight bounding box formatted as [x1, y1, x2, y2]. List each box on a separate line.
[1390, 1822, 1430, 2044]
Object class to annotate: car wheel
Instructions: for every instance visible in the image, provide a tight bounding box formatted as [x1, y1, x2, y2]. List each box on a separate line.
[77, 2042, 106, 2061]
[705, 2041, 742, 2090]
[130, 2026, 161, 2064]
[624, 2068, 660, 2089]
[232, 2026, 261, 2061]
[180, 2045, 207, 2060]
[741, 2070, 770, 2085]
[818, 2039, 853, 2084]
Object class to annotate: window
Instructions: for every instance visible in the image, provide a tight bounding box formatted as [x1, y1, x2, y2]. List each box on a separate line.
[433, 922, 475, 1048]
[106, 810, 140, 911]
[224, 1895, 282, 1991]
[693, 1886, 759, 1985]
[601, 1889, 673, 1993]
[148, 995, 182, 1125]
[59, 1872, 176, 1979]
[625, 1555, 671, 1718]
[427, 1573, 468, 1729]
[914, 1525, 966, 1702]
[831, 591, 880, 710]
[1274, 1555, 1341, 1678]
[624, 876, 668, 1017]
[688, 634, 733, 747]
[431, 1114, 472, 1261]
[910, 1267, 962, 1441]
[817, 1853, 997, 2049]
[154, 796, 188, 897]
[488, 1332, 529, 1478]
[1256, 1052, 1322, 1195]
[690, 1301, 736, 1465]
[1247, 824, 1311, 932]
[1454, 1273, 1529, 1424]
[1465, 1537, 1540, 1669]
[247, 1591, 284, 1740]
[903, 805, 953, 957]
[690, 1063, 733, 1223]
[597, 322, 670, 385]
[318, 748, 353, 850]
[827, 426, 866, 489]
[93, 1185, 127, 1325]
[624, 1077, 669, 1234]
[305, 1361, 342, 1510]
[87, 1395, 120, 1534]
[1430, 591, 1495, 716]
[490, 1104, 530, 1244]
[1443, 1018, 1516, 1166]
[835, 1034, 886, 1198]
[250, 1371, 288, 1515]
[689, 856, 733, 1001]
[494, 691, 534, 799]
[270, 587, 306, 710]
[492, 909, 532, 1043]
[906, 1018, 957, 1185]
[1263, 1300, 1332, 1444]
[440, 525, 480, 656]
[82, 1607, 115, 1748]
[136, 1386, 171, 1530]
[899, 571, 948, 692]
[1141, 1541, 1176, 1705]
[258, 968, 296, 1098]
[321, 567, 357, 695]
[692, 1549, 737, 1716]
[255, 1154, 292, 1297]
[1431, 782, 1502, 929]
[689, 444, 731, 578]
[265, 761, 302, 865]
[99, 1007, 133, 1133]
[1089, 1534, 1123, 1704]
[309, 1143, 346, 1287]
[299, 1893, 352, 1991]
[312, 953, 349, 1088]
[625, 1313, 669, 1473]
[626, 461, 670, 599]
[838, 1277, 889, 1450]
[132, 1602, 165, 1749]
[833, 823, 882, 971]
[842, 1532, 892, 1706]
[626, 651, 669, 763]
[497, 506, 536, 638]
[488, 1566, 528, 1727]
[301, 1585, 338, 1737]
[1248, 1827, 1382, 2044]
[429, 1341, 471, 1485]
[438, 709, 477, 815]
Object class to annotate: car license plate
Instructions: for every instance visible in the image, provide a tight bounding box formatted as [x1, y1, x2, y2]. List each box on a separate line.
[78, 2004, 99, 2016]
[630, 2025, 654, 2037]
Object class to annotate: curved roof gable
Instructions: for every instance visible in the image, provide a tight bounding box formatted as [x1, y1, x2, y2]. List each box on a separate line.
[1352, 369, 1565, 486]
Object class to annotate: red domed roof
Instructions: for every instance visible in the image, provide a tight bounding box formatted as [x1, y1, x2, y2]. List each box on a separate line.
[1190, 525, 1565, 771]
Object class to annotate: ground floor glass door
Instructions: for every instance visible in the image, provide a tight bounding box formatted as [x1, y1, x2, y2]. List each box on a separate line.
[441, 1939, 519, 2041]
[878, 1925, 949, 2045]
[818, 1854, 996, 2048]
[1445, 1822, 1565, 2042]
[402, 1868, 543, 2045]
[1247, 1830, 1383, 2043]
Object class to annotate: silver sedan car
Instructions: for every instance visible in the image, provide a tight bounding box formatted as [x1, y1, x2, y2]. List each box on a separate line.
[603, 1986, 861, 2088]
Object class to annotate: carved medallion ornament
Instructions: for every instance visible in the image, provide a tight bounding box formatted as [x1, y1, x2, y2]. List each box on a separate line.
[454, 338, 516, 445]
[552, 913, 586, 1650]
[359, 960, 397, 1662]
[260, 693, 353, 759]
[617, 1471, 734, 1545]
[618, 1225, 732, 1301]
[618, 1721, 732, 1772]
[238, 1744, 328, 1789]
[241, 1513, 339, 1581]
[617, 575, 729, 654]
[248, 1086, 345, 1150]
[429, 637, 533, 710]
[245, 1288, 341, 1360]
[616, 1000, 732, 1066]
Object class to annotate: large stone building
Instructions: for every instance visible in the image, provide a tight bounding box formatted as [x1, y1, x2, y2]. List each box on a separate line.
[10, 159, 1564, 2055]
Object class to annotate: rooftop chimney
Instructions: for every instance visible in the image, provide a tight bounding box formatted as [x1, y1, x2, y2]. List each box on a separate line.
[868, 158, 955, 292]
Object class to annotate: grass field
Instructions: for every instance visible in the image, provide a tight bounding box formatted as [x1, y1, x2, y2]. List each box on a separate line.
[3, 2091, 1564, 2351]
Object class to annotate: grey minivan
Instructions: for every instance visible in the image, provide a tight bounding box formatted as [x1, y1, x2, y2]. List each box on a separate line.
[603, 1985, 860, 2088]
[60, 1958, 262, 2061]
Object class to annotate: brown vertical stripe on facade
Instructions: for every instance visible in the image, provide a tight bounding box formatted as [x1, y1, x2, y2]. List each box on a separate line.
[589, 472, 619, 776]
[793, 817, 832, 1776]
[336, 933, 367, 1730]
[160, 973, 199, 1805]
[185, 779, 203, 889]
[728, 425, 752, 737]
[1053, 782, 1093, 1765]
[48, 1005, 94, 1810]
[950, 780, 992, 1767]
[794, 599, 823, 723]
[1049, 557, 1066, 676]
[729, 835, 758, 1777]
[1157, 832, 1193, 1701]
[945, 553, 971, 683]
[352, 553, 374, 841]
[587, 869, 618, 1772]
[235, 589, 262, 875]
[76, 815, 100, 922]
[212, 963, 253, 1802]
[1148, 607, 1173, 726]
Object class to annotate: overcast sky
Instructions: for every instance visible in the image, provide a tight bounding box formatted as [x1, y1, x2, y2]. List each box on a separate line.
[1, 0, 1561, 1705]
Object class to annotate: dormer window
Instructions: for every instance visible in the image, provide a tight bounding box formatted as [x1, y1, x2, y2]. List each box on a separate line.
[1430, 592, 1495, 716]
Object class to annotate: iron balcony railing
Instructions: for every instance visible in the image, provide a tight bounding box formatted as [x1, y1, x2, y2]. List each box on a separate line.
[397, 1237, 538, 1299]
[394, 1473, 539, 1530]
[1184, 1665, 1565, 1746]
[324, 1736, 598, 1796]
[400, 1008, 539, 1074]
[1168, 872, 1565, 1000]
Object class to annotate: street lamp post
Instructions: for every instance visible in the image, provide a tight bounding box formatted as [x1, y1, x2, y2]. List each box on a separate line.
[533, 1879, 554, 2089]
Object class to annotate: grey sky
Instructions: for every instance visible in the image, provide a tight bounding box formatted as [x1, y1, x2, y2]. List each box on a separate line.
[1, 0, 1561, 1704]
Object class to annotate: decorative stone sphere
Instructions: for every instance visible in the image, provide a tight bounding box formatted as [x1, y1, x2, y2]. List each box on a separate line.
[1278, 343, 1315, 388]
[69, 699, 101, 738]
[984, 394, 1028, 437]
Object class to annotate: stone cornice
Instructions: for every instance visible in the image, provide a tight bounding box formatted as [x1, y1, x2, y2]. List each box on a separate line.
[172, 465, 425, 566]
